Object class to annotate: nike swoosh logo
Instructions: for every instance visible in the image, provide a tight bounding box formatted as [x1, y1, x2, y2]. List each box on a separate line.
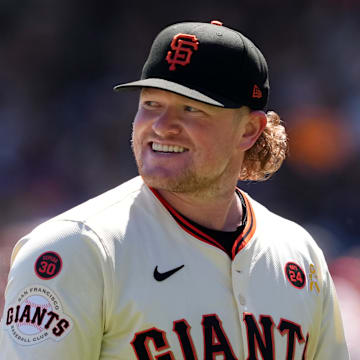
[154, 265, 185, 281]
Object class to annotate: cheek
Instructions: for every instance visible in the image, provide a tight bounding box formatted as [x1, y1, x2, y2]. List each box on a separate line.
[193, 139, 225, 168]
[131, 124, 143, 159]
[132, 112, 142, 132]
[132, 113, 147, 144]
[133, 108, 151, 129]
[201, 129, 235, 155]
[201, 136, 238, 169]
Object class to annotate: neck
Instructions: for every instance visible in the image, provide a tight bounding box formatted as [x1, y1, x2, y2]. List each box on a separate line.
[156, 186, 243, 231]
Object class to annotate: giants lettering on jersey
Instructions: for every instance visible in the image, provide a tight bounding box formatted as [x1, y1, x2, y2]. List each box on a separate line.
[131, 313, 309, 359]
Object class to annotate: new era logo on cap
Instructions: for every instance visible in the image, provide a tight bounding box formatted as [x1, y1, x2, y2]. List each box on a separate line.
[114, 20, 269, 110]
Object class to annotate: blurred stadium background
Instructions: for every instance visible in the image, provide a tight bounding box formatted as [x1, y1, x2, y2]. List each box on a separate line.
[0, 0, 359, 357]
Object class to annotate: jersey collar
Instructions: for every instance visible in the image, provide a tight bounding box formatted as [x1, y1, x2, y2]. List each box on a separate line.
[149, 187, 256, 259]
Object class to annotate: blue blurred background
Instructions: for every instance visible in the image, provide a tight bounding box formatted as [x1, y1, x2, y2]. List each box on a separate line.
[0, 0, 359, 357]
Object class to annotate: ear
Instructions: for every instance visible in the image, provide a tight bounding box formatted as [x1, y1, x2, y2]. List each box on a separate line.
[238, 111, 267, 151]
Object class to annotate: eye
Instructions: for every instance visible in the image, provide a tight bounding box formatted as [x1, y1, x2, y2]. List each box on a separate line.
[184, 105, 201, 113]
[142, 100, 160, 109]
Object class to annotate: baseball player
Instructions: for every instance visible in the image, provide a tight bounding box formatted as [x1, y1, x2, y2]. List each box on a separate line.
[0, 21, 348, 359]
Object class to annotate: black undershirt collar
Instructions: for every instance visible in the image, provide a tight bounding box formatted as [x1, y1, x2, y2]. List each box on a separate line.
[177, 190, 247, 258]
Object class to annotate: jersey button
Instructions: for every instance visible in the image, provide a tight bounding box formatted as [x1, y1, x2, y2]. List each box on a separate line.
[238, 294, 246, 305]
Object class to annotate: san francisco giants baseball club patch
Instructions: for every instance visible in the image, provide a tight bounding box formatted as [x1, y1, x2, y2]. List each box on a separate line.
[35, 251, 62, 280]
[285, 262, 306, 289]
[2, 285, 73, 346]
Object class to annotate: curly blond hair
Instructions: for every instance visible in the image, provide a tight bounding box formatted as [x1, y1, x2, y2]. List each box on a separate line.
[239, 111, 289, 181]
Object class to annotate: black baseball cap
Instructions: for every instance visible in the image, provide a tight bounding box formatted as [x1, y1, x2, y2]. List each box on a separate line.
[114, 20, 269, 110]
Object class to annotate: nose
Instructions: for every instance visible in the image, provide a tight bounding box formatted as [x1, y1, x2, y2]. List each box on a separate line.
[152, 108, 181, 137]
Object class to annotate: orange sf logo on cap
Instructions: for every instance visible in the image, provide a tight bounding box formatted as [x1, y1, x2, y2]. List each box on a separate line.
[166, 33, 199, 71]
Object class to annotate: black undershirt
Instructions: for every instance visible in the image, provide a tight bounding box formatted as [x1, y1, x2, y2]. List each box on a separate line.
[179, 190, 247, 258]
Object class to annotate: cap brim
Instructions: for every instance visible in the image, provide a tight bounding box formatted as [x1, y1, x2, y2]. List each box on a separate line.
[113, 78, 225, 107]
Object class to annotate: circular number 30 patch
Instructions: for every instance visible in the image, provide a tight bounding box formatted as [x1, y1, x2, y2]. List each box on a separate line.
[285, 262, 306, 289]
[35, 251, 63, 280]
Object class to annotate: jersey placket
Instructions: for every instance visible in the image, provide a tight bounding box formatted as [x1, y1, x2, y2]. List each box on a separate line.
[232, 248, 253, 360]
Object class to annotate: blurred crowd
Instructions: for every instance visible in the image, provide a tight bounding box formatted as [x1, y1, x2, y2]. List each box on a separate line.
[0, 0, 359, 357]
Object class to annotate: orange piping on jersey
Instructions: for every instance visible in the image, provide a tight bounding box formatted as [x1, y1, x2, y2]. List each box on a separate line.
[302, 333, 309, 359]
[149, 187, 227, 252]
[232, 190, 257, 259]
[178, 221, 229, 251]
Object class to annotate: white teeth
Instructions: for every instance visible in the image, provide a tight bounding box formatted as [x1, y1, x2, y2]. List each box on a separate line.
[152, 142, 186, 153]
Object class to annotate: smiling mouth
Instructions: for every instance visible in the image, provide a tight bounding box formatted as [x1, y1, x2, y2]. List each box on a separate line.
[151, 142, 188, 153]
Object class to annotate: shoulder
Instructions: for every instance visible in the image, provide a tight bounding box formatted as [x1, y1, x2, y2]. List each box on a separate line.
[0, 180, 151, 336]
[247, 193, 321, 252]
[51, 176, 146, 224]
[2, 217, 113, 353]
[244, 193, 329, 278]
[6, 177, 146, 280]
[38, 176, 160, 248]
[10, 176, 167, 273]
[241, 193, 336, 297]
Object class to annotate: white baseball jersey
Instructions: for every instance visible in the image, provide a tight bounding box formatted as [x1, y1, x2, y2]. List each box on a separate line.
[0, 176, 349, 359]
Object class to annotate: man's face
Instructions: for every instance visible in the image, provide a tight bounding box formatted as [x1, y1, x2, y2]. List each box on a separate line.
[132, 88, 249, 195]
